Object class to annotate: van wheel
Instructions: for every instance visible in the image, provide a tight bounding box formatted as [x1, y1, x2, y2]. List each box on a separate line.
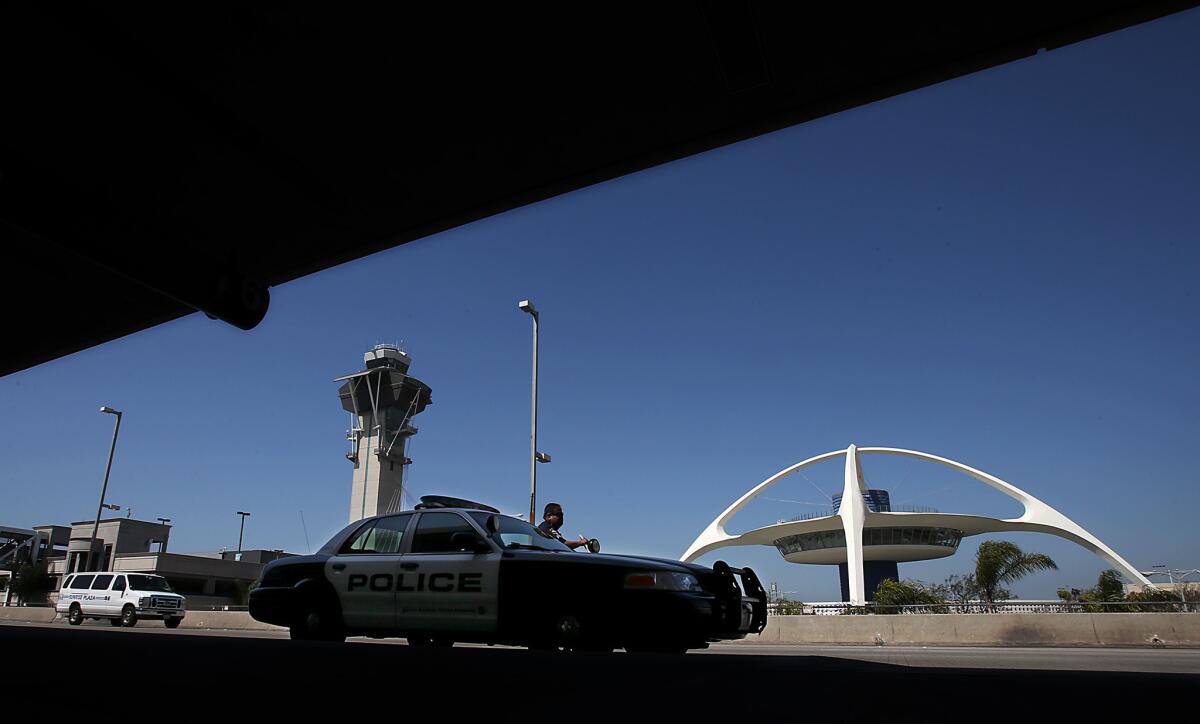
[164, 617, 182, 629]
[67, 604, 83, 626]
[109, 618, 123, 627]
[120, 605, 138, 627]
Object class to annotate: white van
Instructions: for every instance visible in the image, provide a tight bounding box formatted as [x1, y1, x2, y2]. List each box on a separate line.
[57, 572, 186, 628]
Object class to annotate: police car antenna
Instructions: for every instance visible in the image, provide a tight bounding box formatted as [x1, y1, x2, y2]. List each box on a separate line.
[299, 510, 311, 553]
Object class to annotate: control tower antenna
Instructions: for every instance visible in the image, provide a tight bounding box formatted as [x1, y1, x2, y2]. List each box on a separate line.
[334, 344, 433, 523]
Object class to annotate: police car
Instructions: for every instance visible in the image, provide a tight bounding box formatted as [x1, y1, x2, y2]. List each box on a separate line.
[56, 572, 186, 628]
[249, 499, 766, 652]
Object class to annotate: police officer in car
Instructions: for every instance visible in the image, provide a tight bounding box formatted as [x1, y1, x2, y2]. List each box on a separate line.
[537, 502, 589, 550]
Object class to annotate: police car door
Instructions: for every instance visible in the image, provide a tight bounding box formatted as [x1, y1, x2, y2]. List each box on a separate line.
[326, 513, 413, 631]
[397, 512, 499, 634]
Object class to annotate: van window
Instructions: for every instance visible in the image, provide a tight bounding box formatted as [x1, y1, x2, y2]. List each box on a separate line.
[62, 575, 75, 589]
[127, 575, 173, 592]
[92, 574, 114, 589]
[71, 575, 94, 589]
[112, 576, 126, 592]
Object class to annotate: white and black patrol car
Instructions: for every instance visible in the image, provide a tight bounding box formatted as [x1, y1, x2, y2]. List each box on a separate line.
[249, 499, 766, 652]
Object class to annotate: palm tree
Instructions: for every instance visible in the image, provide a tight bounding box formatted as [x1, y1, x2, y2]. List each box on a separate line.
[974, 540, 1058, 609]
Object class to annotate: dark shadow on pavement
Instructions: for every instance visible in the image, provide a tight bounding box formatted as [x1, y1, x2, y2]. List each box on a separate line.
[5, 624, 1193, 719]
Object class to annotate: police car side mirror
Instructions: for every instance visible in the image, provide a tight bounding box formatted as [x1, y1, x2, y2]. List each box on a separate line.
[586, 538, 601, 554]
[451, 532, 491, 554]
[485, 515, 500, 534]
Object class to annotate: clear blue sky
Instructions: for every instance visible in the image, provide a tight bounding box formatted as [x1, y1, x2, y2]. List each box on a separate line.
[4, 9, 1198, 601]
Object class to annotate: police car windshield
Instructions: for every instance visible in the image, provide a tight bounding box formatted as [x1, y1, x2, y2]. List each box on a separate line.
[127, 575, 173, 592]
[468, 512, 572, 552]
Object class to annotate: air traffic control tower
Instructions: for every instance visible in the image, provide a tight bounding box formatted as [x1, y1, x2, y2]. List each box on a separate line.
[336, 345, 432, 523]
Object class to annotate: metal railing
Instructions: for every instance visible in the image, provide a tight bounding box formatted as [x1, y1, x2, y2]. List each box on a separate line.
[770, 600, 1199, 615]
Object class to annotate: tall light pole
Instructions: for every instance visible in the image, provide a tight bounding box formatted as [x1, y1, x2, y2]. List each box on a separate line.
[236, 511, 251, 554]
[518, 300, 540, 523]
[87, 406, 122, 571]
[1140, 565, 1199, 606]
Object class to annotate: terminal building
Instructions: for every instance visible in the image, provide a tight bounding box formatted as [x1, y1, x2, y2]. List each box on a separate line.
[2, 517, 293, 607]
[683, 444, 1156, 603]
[773, 488, 964, 602]
[3, 343, 430, 608]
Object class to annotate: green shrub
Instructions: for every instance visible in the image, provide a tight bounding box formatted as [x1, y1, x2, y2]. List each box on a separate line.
[773, 597, 806, 615]
[1125, 587, 1183, 613]
[872, 579, 948, 613]
[8, 562, 52, 604]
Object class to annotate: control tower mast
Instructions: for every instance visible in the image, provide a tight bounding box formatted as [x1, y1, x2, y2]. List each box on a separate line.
[335, 345, 433, 523]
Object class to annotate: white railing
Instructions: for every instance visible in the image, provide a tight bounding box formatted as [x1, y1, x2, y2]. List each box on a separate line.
[769, 600, 1199, 615]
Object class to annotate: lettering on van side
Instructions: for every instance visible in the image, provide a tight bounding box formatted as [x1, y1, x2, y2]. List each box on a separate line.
[346, 572, 482, 593]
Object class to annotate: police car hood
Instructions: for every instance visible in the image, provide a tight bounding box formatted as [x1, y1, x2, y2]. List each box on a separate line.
[506, 549, 694, 573]
[600, 553, 718, 575]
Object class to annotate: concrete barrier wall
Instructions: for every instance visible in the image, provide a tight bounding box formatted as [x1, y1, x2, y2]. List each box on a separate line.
[744, 613, 1200, 647]
[2, 606, 1197, 645]
[177, 610, 285, 631]
[0, 607, 285, 631]
[0, 607, 57, 623]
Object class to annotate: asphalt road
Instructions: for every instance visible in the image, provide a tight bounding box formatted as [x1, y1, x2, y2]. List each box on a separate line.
[6, 621, 1195, 717]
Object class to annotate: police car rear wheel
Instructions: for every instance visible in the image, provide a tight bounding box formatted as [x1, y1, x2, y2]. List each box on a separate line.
[121, 605, 138, 627]
[67, 604, 83, 626]
[109, 618, 123, 627]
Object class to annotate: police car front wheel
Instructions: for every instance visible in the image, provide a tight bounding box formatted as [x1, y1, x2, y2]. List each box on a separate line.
[289, 607, 345, 643]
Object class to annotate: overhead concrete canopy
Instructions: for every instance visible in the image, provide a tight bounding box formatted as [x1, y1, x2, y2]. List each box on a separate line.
[3, 3, 1197, 375]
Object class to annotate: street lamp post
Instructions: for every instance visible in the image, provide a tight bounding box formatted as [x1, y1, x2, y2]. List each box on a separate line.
[518, 300, 540, 523]
[87, 406, 123, 571]
[1140, 565, 1200, 608]
[236, 511, 251, 554]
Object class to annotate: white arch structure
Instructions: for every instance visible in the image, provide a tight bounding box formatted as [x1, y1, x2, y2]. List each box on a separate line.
[682, 444, 1154, 604]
